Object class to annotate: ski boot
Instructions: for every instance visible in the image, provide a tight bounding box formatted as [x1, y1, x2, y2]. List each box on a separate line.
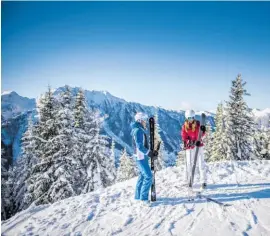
[201, 183, 207, 190]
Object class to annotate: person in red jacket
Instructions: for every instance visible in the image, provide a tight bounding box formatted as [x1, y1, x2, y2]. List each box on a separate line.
[181, 110, 207, 189]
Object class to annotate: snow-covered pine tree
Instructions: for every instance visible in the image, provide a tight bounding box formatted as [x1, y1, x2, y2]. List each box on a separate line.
[266, 128, 270, 159]
[210, 103, 227, 161]
[73, 89, 116, 193]
[116, 148, 137, 182]
[203, 120, 214, 162]
[1, 149, 12, 220]
[224, 74, 255, 160]
[24, 87, 58, 206]
[24, 87, 76, 206]
[48, 86, 84, 199]
[12, 117, 38, 212]
[62, 85, 74, 108]
[73, 89, 94, 192]
[253, 128, 270, 160]
[74, 88, 86, 129]
[92, 117, 116, 189]
[110, 140, 116, 168]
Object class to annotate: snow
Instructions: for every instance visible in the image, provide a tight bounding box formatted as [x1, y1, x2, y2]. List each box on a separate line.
[84, 90, 126, 106]
[103, 121, 133, 155]
[2, 160, 270, 236]
[1, 90, 14, 95]
[1, 92, 36, 120]
[195, 111, 216, 117]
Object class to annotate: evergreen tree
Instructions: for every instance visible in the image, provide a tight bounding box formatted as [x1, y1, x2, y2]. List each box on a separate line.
[12, 117, 38, 212]
[253, 128, 270, 160]
[84, 114, 116, 192]
[74, 88, 86, 129]
[73, 89, 95, 192]
[73, 89, 116, 193]
[203, 120, 214, 161]
[210, 103, 227, 161]
[38, 86, 59, 140]
[110, 140, 116, 168]
[1, 149, 12, 220]
[116, 148, 137, 182]
[224, 75, 255, 160]
[24, 87, 76, 206]
[266, 129, 270, 159]
[48, 86, 83, 199]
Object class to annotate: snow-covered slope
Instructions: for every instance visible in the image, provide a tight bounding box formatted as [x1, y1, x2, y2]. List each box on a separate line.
[1, 91, 36, 120]
[2, 160, 270, 236]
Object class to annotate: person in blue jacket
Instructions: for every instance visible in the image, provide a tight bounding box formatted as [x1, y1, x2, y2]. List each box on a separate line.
[131, 112, 158, 203]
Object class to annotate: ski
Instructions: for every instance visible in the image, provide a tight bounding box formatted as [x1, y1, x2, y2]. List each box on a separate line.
[188, 113, 206, 188]
[198, 194, 231, 207]
[187, 190, 230, 207]
[149, 117, 156, 202]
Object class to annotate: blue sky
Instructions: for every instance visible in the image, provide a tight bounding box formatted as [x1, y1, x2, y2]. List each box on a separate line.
[2, 2, 270, 111]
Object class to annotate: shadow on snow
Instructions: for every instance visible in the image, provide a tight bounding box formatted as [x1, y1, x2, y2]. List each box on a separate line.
[152, 182, 270, 207]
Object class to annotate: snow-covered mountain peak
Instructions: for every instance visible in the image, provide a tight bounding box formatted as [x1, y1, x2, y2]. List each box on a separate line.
[1, 90, 16, 96]
[54, 86, 126, 106]
[252, 108, 270, 129]
[1, 91, 36, 120]
[85, 89, 127, 105]
[195, 110, 216, 117]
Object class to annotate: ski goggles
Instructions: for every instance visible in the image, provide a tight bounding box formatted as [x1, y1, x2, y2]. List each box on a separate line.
[187, 116, 195, 120]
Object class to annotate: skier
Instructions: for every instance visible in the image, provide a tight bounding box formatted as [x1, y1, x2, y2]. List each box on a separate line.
[131, 112, 158, 203]
[181, 110, 207, 189]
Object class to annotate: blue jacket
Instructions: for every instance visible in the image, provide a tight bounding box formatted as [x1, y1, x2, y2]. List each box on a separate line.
[131, 122, 149, 160]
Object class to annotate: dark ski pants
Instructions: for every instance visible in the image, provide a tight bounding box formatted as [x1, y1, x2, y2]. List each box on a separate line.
[135, 157, 152, 201]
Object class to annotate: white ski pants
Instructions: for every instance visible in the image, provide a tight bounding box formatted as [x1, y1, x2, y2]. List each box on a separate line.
[185, 147, 207, 184]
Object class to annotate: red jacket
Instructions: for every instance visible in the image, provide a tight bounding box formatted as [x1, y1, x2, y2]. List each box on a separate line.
[181, 120, 205, 149]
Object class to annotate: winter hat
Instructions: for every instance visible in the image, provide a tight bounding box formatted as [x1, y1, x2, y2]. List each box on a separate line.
[134, 112, 148, 122]
[185, 110, 195, 119]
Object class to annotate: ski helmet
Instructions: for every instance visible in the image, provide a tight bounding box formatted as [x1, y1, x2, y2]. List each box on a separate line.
[185, 110, 195, 120]
[134, 112, 148, 122]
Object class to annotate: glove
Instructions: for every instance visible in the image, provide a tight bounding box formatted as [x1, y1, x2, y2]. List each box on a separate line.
[184, 140, 195, 150]
[200, 125, 206, 133]
[153, 150, 159, 157]
[148, 150, 159, 159]
[183, 142, 188, 150]
[196, 140, 201, 146]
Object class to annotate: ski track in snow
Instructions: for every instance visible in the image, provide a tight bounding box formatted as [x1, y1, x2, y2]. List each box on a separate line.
[2, 160, 270, 236]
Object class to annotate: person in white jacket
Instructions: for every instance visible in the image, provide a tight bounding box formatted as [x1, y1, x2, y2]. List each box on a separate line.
[181, 110, 207, 189]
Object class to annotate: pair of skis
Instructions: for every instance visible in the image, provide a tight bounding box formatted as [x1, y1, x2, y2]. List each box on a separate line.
[149, 116, 160, 202]
[186, 113, 230, 207]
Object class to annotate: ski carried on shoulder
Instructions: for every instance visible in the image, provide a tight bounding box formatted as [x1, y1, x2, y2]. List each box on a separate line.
[149, 117, 161, 202]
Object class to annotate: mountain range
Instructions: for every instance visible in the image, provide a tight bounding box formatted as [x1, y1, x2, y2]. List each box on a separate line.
[1, 87, 269, 165]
